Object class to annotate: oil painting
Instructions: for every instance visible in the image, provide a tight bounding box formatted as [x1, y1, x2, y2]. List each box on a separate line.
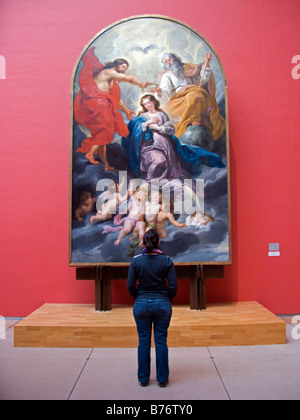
[69, 15, 231, 265]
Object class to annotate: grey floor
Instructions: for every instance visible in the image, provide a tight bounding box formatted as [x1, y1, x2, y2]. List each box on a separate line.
[0, 316, 300, 400]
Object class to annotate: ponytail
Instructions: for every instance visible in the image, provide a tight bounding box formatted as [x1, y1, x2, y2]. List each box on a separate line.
[143, 229, 159, 254]
[145, 240, 154, 254]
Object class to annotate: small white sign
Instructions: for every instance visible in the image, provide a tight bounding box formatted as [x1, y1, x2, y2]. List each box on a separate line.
[0, 316, 6, 339]
[268, 251, 280, 257]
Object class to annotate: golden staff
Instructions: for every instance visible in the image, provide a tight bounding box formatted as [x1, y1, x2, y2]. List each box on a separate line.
[199, 52, 212, 89]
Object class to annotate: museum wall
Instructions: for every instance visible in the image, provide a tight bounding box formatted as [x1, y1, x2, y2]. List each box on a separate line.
[0, 0, 299, 316]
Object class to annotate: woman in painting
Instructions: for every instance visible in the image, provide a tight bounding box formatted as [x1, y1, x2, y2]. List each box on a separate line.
[132, 94, 190, 183]
[121, 94, 225, 185]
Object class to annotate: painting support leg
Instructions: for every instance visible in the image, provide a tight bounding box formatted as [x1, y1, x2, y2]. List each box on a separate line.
[95, 266, 111, 311]
[77, 265, 223, 312]
[190, 265, 206, 310]
[76, 267, 111, 311]
[189, 265, 225, 310]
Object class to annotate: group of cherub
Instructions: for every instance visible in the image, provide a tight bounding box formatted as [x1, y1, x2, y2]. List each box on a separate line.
[75, 176, 214, 248]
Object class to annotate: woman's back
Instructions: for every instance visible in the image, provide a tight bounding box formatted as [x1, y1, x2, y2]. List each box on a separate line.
[127, 252, 177, 299]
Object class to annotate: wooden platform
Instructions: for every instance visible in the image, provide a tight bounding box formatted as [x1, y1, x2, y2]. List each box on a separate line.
[14, 301, 286, 348]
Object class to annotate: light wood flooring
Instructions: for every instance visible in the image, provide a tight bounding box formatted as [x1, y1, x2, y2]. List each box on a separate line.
[14, 301, 286, 348]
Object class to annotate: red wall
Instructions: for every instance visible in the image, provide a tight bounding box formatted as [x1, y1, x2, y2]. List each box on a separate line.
[1, 0, 300, 316]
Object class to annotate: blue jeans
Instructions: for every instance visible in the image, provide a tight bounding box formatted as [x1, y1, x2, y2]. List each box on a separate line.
[133, 298, 172, 384]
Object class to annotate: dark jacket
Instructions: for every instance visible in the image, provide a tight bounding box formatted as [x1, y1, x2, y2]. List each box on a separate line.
[127, 251, 177, 301]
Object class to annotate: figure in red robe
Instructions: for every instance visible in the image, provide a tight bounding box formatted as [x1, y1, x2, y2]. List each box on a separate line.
[74, 47, 148, 169]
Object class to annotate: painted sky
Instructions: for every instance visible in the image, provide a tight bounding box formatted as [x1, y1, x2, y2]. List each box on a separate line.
[74, 16, 225, 116]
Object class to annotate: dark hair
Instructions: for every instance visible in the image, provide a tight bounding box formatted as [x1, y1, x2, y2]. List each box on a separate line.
[143, 229, 159, 253]
[103, 58, 129, 69]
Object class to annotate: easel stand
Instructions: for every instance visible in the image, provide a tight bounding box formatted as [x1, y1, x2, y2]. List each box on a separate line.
[76, 265, 224, 311]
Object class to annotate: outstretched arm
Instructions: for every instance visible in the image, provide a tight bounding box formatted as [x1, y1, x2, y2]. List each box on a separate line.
[118, 98, 135, 120]
[109, 69, 149, 89]
[166, 213, 186, 228]
[199, 51, 213, 88]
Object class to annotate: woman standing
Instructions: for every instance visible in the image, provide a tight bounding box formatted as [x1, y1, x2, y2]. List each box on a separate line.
[127, 229, 177, 387]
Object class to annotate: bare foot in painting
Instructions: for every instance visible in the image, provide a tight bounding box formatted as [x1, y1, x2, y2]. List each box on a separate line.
[104, 164, 115, 171]
[85, 153, 99, 165]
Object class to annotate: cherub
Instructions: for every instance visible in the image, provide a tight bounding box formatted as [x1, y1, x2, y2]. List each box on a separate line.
[114, 181, 148, 246]
[90, 176, 126, 224]
[186, 211, 215, 227]
[130, 189, 163, 249]
[144, 190, 163, 231]
[156, 201, 186, 239]
[75, 191, 96, 221]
